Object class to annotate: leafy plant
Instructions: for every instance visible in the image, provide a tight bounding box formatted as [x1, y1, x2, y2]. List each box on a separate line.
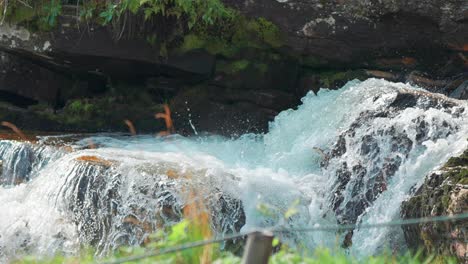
[99, 3, 117, 25]
[79, 2, 97, 22]
[42, 0, 61, 27]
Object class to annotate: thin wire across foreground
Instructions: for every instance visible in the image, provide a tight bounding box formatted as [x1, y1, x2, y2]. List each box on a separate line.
[102, 212, 468, 264]
[102, 232, 248, 264]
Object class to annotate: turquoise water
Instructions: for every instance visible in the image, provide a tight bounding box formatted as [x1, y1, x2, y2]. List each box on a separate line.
[0, 79, 467, 260]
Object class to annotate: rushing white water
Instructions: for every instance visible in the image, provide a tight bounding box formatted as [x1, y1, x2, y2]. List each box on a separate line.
[0, 79, 467, 261]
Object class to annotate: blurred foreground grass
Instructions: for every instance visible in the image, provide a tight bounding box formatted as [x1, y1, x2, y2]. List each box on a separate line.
[14, 220, 457, 264]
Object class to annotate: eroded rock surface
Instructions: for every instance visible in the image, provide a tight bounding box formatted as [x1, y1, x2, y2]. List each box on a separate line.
[225, 0, 468, 66]
[401, 149, 468, 262]
[321, 87, 466, 247]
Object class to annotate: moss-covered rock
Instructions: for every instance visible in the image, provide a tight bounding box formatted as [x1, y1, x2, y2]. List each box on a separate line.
[400, 148, 468, 261]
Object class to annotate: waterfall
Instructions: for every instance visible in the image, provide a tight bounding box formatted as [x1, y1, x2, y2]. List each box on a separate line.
[0, 79, 466, 261]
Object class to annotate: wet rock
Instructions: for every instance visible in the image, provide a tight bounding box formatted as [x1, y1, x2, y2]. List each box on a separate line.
[298, 75, 321, 96]
[164, 50, 216, 82]
[323, 88, 465, 245]
[449, 80, 468, 100]
[0, 140, 65, 185]
[401, 149, 468, 261]
[0, 52, 69, 106]
[171, 85, 296, 136]
[365, 70, 401, 82]
[407, 71, 448, 92]
[62, 156, 246, 253]
[213, 54, 300, 93]
[0, 142, 33, 185]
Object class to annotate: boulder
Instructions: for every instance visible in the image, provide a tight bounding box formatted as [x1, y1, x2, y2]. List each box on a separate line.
[401, 149, 468, 261]
[62, 154, 246, 252]
[322, 87, 466, 246]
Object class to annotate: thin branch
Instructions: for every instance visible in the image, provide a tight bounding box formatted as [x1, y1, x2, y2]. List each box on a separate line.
[15, 0, 32, 8]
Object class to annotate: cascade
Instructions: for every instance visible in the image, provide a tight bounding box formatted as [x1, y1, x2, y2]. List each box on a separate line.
[0, 79, 467, 261]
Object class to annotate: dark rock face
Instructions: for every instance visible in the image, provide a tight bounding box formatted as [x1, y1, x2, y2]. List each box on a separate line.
[401, 149, 468, 261]
[0, 1, 466, 135]
[0, 52, 66, 106]
[171, 85, 297, 135]
[224, 0, 467, 69]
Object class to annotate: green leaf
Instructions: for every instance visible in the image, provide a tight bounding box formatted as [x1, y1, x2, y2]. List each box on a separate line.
[284, 208, 299, 219]
[168, 220, 188, 243]
[272, 238, 280, 247]
[284, 199, 301, 219]
[256, 203, 275, 217]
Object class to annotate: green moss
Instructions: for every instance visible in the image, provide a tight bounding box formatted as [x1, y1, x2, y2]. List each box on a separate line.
[230, 60, 250, 73]
[444, 149, 468, 168]
[179, 34, 205, 52]
[317, 70, 368, 88]
[7, 5, 35, 23]
[28, 102, 51, 112]
[246, 17, 283, 48]
[254, 63, 269, 74]
[458, 172, 468, 185]
[402, 148, 468, 261]
[178, 14, 283, 58]
[231, 17, 283, 50]
[217, 59, 251, 74]
[4, 0, 284, 58]
[319, 71, 348, 87]
[0, 0, 63, 31]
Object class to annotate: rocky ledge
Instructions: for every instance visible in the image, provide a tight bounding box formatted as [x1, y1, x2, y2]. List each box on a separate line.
[0, 0, 466, 135]
[401, 148, 468, 261]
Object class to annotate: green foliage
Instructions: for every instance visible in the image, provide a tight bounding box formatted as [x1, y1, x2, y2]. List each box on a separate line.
[0, 0, 62, 30]
[1, 0, 283, 59]
[79, 2, 96, 21]
[41, 0, 61, 27]
[319, 71, 348, 88]
[65, 99, 96, 118]
[284, 199, 300, 219]
[246, 17, 283, 48]
[5, 4, 35, 24]
[444, 149, 468, 168]
[13, 221, 456, 264]
[2, 0, 233, 32]
[99, 3, 117, 25]
[179, 15, 284, 57]
[229, 60, 250, 73]
[96, 0, 233, 28]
